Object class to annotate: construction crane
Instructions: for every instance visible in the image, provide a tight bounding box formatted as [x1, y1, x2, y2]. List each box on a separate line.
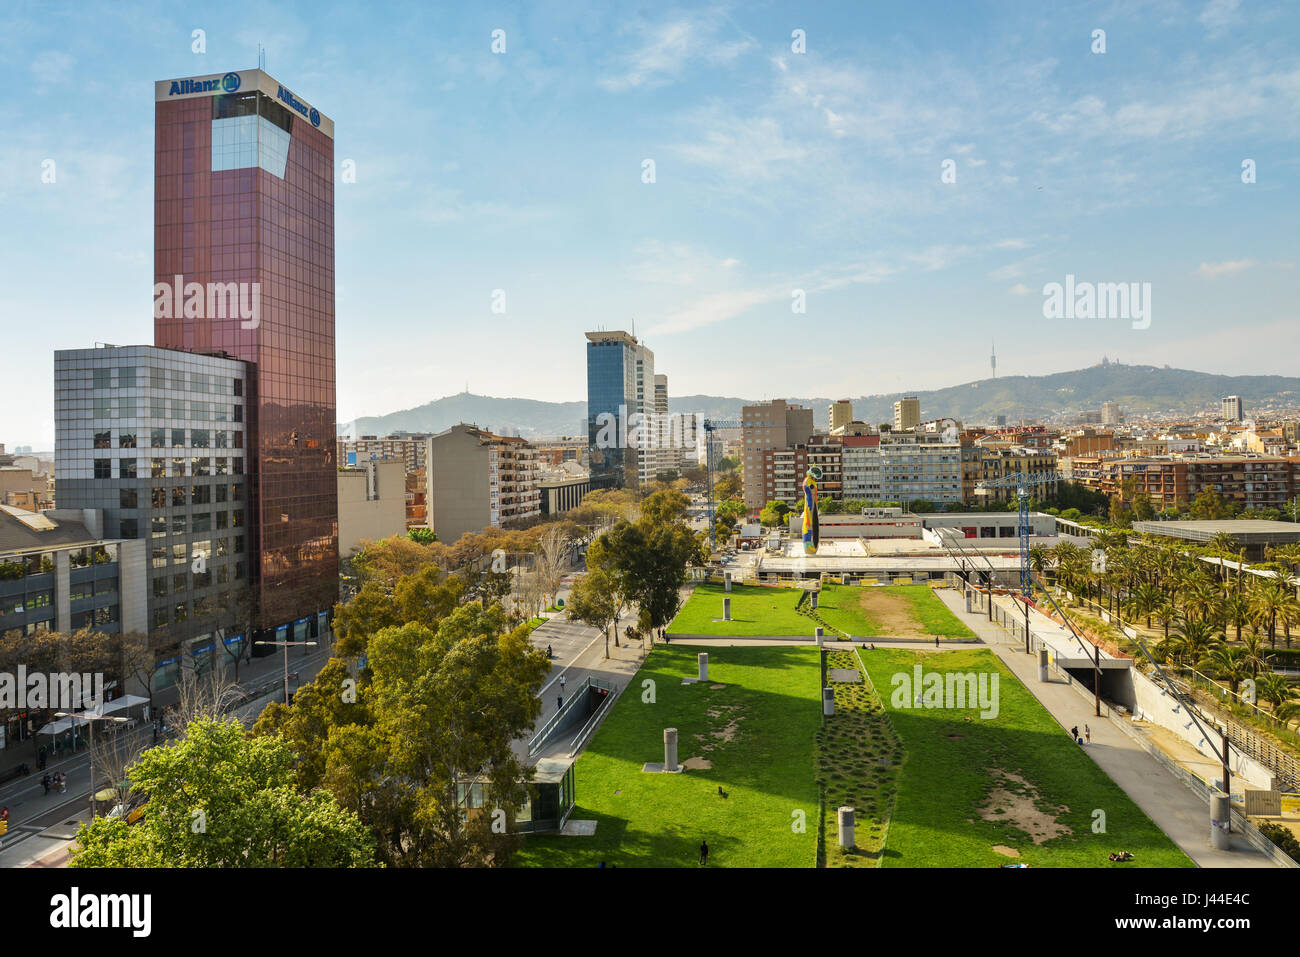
[972, 470, 1061, 596]
[702, 417, 742, 547]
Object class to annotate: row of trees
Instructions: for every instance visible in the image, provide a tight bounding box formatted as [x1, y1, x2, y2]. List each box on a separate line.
[1035, 531, 1300, 720]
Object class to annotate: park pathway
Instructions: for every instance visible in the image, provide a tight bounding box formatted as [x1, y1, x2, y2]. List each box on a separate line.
[933, 587, 1275, 868]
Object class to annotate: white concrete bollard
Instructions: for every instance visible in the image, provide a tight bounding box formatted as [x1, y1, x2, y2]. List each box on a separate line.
[1210, 790, 1231, 850]
[810, 591, 819, 610]
[1038, 648, 1049, 682]
[698, 653, 708, 681]
[723, 597, 731, 621]
[815, 626, 824, 649]
[823, 687, 835, 716]
[664, 728, 678, 772]
[837, 806, 855, 848]
[724, 572, 731, 593]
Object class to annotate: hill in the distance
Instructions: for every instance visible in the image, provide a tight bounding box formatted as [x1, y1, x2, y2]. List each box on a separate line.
[342, 363, 1300, 437]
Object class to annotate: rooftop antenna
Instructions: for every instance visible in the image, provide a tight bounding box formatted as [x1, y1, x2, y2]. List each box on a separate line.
[258, 45, 266, 70]
[990, 339, 997, 378]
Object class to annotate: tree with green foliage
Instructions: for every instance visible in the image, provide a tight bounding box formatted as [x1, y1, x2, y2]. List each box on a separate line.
[567, 566, 621, 657]
[408, 527, 437, 545]
[712, 472, 742, 501]
[760, 500, 791, 528]
[255, 606, 549, 867]
[714, 498, 746, 527]
[71, 717, 376, 868]
[1189, 487, 1234, 520]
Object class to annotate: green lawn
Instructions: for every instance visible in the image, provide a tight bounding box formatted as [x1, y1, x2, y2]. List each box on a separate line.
[818, 649, 902, 867]
[857, 647, 1192, 867]
[515, 645, 821, 867]
[667, 582, 814, 637]
[817, 584, 975, 639]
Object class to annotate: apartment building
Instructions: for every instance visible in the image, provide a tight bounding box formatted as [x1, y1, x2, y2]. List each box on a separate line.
[758, 447, 809, 506]
[828, 399, 853, 434]
[337, 459, 407, 558]
[426, 424, 541, 544]
[806, 435, 844, 500]
[741, 400, 814, 509]
[338, 434, 429, 474]
[878, 431, 962, 506]
[841, 434, 882, 500]
[893, 396, 921, 432]
[1222, 396, 1245, 422]
[1073, 455, 1293, 510]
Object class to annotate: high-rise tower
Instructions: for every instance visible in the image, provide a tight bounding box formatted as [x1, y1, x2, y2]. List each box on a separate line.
[153, 69, 337, 641]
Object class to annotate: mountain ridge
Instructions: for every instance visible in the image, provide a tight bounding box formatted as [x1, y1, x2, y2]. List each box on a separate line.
[342, 363, 1300, 438]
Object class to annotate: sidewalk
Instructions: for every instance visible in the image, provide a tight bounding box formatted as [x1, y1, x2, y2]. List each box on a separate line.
[933, 587, 1275, 868]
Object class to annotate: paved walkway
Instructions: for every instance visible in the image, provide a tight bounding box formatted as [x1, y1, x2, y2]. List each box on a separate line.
[933, 587, 1275, 868]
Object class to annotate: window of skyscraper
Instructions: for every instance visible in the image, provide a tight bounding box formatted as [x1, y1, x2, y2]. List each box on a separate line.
[93, 459, 110, 479]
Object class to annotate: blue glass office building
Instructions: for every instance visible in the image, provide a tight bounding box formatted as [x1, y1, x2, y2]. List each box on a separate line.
[585, 330, 650, 489]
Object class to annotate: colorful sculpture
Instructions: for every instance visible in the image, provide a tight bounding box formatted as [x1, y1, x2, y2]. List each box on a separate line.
[802, 465, 823, 555]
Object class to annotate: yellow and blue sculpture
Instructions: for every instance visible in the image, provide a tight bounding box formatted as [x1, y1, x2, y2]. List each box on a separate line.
[802, 465, 823, 555]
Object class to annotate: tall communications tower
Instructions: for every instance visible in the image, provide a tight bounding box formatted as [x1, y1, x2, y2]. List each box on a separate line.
[990, 341, 997, 378]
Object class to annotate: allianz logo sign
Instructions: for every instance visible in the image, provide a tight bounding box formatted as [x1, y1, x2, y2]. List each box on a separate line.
[168, 72, 242, 95]
[277, 85, 321, 127]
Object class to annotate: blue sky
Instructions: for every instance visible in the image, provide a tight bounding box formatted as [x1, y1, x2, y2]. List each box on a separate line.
[1, 0, 1297, 447]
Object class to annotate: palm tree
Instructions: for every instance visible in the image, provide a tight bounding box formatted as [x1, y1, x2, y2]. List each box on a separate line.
[1125, 582, 1164, 629]
[1184, 580, 1224, 626]
[1201, 645, 1248, 701]
[1207, 531, 1239, 583]
[1172, 617, 1221, 666]
[1221, 592, 1250, 642]
[1154, 599, 1179, 641]
[1239, 630, 1270, 679]
[1274, 576, 1300, 649]
[1249, 579, 1289, 649]
[1254, 673, 1296, 722]
[1028, 544, 1049, 583]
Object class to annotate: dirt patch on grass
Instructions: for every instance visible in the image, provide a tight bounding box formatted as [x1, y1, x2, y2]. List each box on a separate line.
[979, 770, 1071, 845]
[681, 756, 713, 770]
[695, 704, 744, 752]
[709, 684, 726, 690]
[992, 844, 1021, 858]
[856, 589, 924, 637]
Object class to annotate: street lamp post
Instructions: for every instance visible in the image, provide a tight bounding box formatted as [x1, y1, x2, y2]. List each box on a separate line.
[55, 711, 128, 818]
[254, 639, 319, 705]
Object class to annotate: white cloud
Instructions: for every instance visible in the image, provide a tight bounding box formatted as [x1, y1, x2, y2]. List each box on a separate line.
[599, 12, 755, 92]
[1196, 259, 1256, 279]
[1199, 0, 1243, 35]
[1009, 283, 1031, 296]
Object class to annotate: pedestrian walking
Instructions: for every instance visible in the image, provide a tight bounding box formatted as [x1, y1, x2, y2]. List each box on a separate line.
[1069, 725, 1079, 741]
[1085, 724, 1091, 744]
[559, 674, 566, 692]
[556, 694, 563, 711]
[698, 839, 709, 866]
[41, 774, 51, 796]
[935, 636, 939, 648]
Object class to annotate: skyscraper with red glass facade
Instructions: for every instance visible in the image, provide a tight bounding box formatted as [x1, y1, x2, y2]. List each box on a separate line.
[154, 69, 337, 642]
